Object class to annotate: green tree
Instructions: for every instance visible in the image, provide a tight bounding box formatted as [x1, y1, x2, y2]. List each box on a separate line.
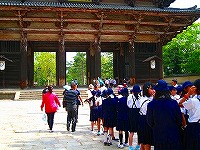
[163, 22, 200, 76]
[66, 52, 86, 85]
[101, 52, 113, 79]
[34, 52, 56, 86]
[66, 52, 113, 85]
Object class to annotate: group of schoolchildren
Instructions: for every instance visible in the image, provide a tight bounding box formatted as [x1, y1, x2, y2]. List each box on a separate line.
[85, 78, 200, 150]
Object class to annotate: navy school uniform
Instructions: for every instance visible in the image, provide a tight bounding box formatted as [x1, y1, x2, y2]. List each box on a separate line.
[182, 94, 200, 150]
[102, 94, 117, 128]
[138, 96, 154, 145]
[95, 90, 103, 119]
[116, 96, 130, 131]
[127, 94, 141, 132]
[96, 97, 103, 119]
[147, 98, 182, 150]
[89, 96, 98, 122]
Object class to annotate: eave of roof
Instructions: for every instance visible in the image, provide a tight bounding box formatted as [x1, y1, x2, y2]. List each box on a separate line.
[0, 0, 199, 14]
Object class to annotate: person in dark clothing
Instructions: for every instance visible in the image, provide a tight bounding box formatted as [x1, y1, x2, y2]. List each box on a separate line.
[116, 87, 130, 148]
[146, 79, 182, 150]
[179, 79, 200, 150]
[102, 88, 118, 146]
[63, 81, 79, 132]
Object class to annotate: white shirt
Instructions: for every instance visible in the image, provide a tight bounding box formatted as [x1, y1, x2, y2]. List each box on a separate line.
[139, 96, 153, 115]
[127, 94, 141, 108]
[117, 94, 123, 99]
[170, 94, 180, 100]
[96, 96, 102, 106]
[86, 89, 93, 99]
[183, 94, 200, 123]
[100, 86, 107, 92]
[173, 84, 178, 88]
[175, 98, 187, 114]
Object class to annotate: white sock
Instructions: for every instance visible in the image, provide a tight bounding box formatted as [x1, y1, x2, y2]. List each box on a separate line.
[104, 132, 108, 142]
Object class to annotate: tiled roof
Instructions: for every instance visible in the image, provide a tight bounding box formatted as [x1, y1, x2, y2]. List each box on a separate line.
[0, 0, 199, 13]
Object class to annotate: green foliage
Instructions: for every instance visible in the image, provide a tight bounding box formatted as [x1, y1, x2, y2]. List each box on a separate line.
[66, 52, 113, 85]
[101, 52, 113, 79]
[163, 22, 200, 76]
[34, 52, 56, 86]
[66, 52, 86, 85]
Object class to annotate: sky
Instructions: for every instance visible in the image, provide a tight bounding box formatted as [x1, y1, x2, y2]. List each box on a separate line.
[66, 0, 200, 62]
[170, 0, 200, 23]
[170, 0, 200, 9]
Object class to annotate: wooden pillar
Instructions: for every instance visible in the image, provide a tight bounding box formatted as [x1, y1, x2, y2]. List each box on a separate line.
[57, 35, 66, 87]
[157, 42, 163, 79]
[94, 50, 101, 79]
[86, 43, 101, 84]
[20, 32, 28, 89]
[27, 45, 34, 88]
[113, 43, 125, 84]
[86, 50, 91, 84]
[128, 42, 136, 84]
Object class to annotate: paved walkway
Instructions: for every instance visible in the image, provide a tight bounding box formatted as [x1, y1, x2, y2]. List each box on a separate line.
[0, 99, 141, 150]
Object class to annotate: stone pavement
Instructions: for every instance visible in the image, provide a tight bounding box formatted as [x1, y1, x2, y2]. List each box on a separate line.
[0, 99, 141, 150]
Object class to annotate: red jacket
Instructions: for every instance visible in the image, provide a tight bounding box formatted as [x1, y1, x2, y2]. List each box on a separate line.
[41, 92, 60, 113]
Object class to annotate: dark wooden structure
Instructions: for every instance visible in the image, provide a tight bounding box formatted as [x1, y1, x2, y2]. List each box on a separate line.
[0, 0, 199, 88]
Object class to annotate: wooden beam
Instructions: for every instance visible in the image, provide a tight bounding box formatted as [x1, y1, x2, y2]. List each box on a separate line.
[0, 16, 188, 27]
[0, 27, 178, 35]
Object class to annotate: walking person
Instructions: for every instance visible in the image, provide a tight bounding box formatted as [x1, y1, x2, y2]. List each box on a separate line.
[116, 87, 130, 149]
[63, 81, 79, 132]
[96, 90, 104, 136]
[85, 90, 98, 132]
[74, 81, 83, 123]
[102, 88, 118, 146]
[179, 79, 200, 150]
[147, 79, 182, 150]
[127, 84, 142, 150]
[40, 85, 61, 133]
[138, 82, 155, 150]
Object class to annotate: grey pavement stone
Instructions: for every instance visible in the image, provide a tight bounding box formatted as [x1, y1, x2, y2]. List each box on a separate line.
[0, 99, 153, 150]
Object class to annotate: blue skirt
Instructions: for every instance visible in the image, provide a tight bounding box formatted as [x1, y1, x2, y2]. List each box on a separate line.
[116, 117, 129, 132]
[90, 107, 98, 121]
[103, 117, 117, 128]
[138, 115, 154, 145]
[97, 105, 103, 119]
[129, 108, 140, 132]
[183, 122, 200, 150]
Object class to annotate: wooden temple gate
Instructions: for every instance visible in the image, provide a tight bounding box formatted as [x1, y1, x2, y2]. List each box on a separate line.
[0, 0, 199, 88]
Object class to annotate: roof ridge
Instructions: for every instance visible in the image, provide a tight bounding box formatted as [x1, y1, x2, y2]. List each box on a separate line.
[0, 0, 199, 13]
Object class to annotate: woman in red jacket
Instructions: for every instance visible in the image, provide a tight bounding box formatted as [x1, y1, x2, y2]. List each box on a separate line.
[41, 85, 61, 132]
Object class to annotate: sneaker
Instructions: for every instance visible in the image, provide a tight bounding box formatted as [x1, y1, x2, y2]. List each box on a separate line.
[104, 141, 108, 146]
[129, 146, 134, 150]
[97, 131, 101, 136]
[118, 144, 124, 149]
[107, 142, 112, 146]
[135, 145, 140, 150]
[112, 137, 119, 141]
[123, 143, 129, 147]
[49, 130, 53, 133]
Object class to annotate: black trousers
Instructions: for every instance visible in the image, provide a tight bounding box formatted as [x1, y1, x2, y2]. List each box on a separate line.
[46, 112, 55, 130]
[67, 106, 77, 131]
